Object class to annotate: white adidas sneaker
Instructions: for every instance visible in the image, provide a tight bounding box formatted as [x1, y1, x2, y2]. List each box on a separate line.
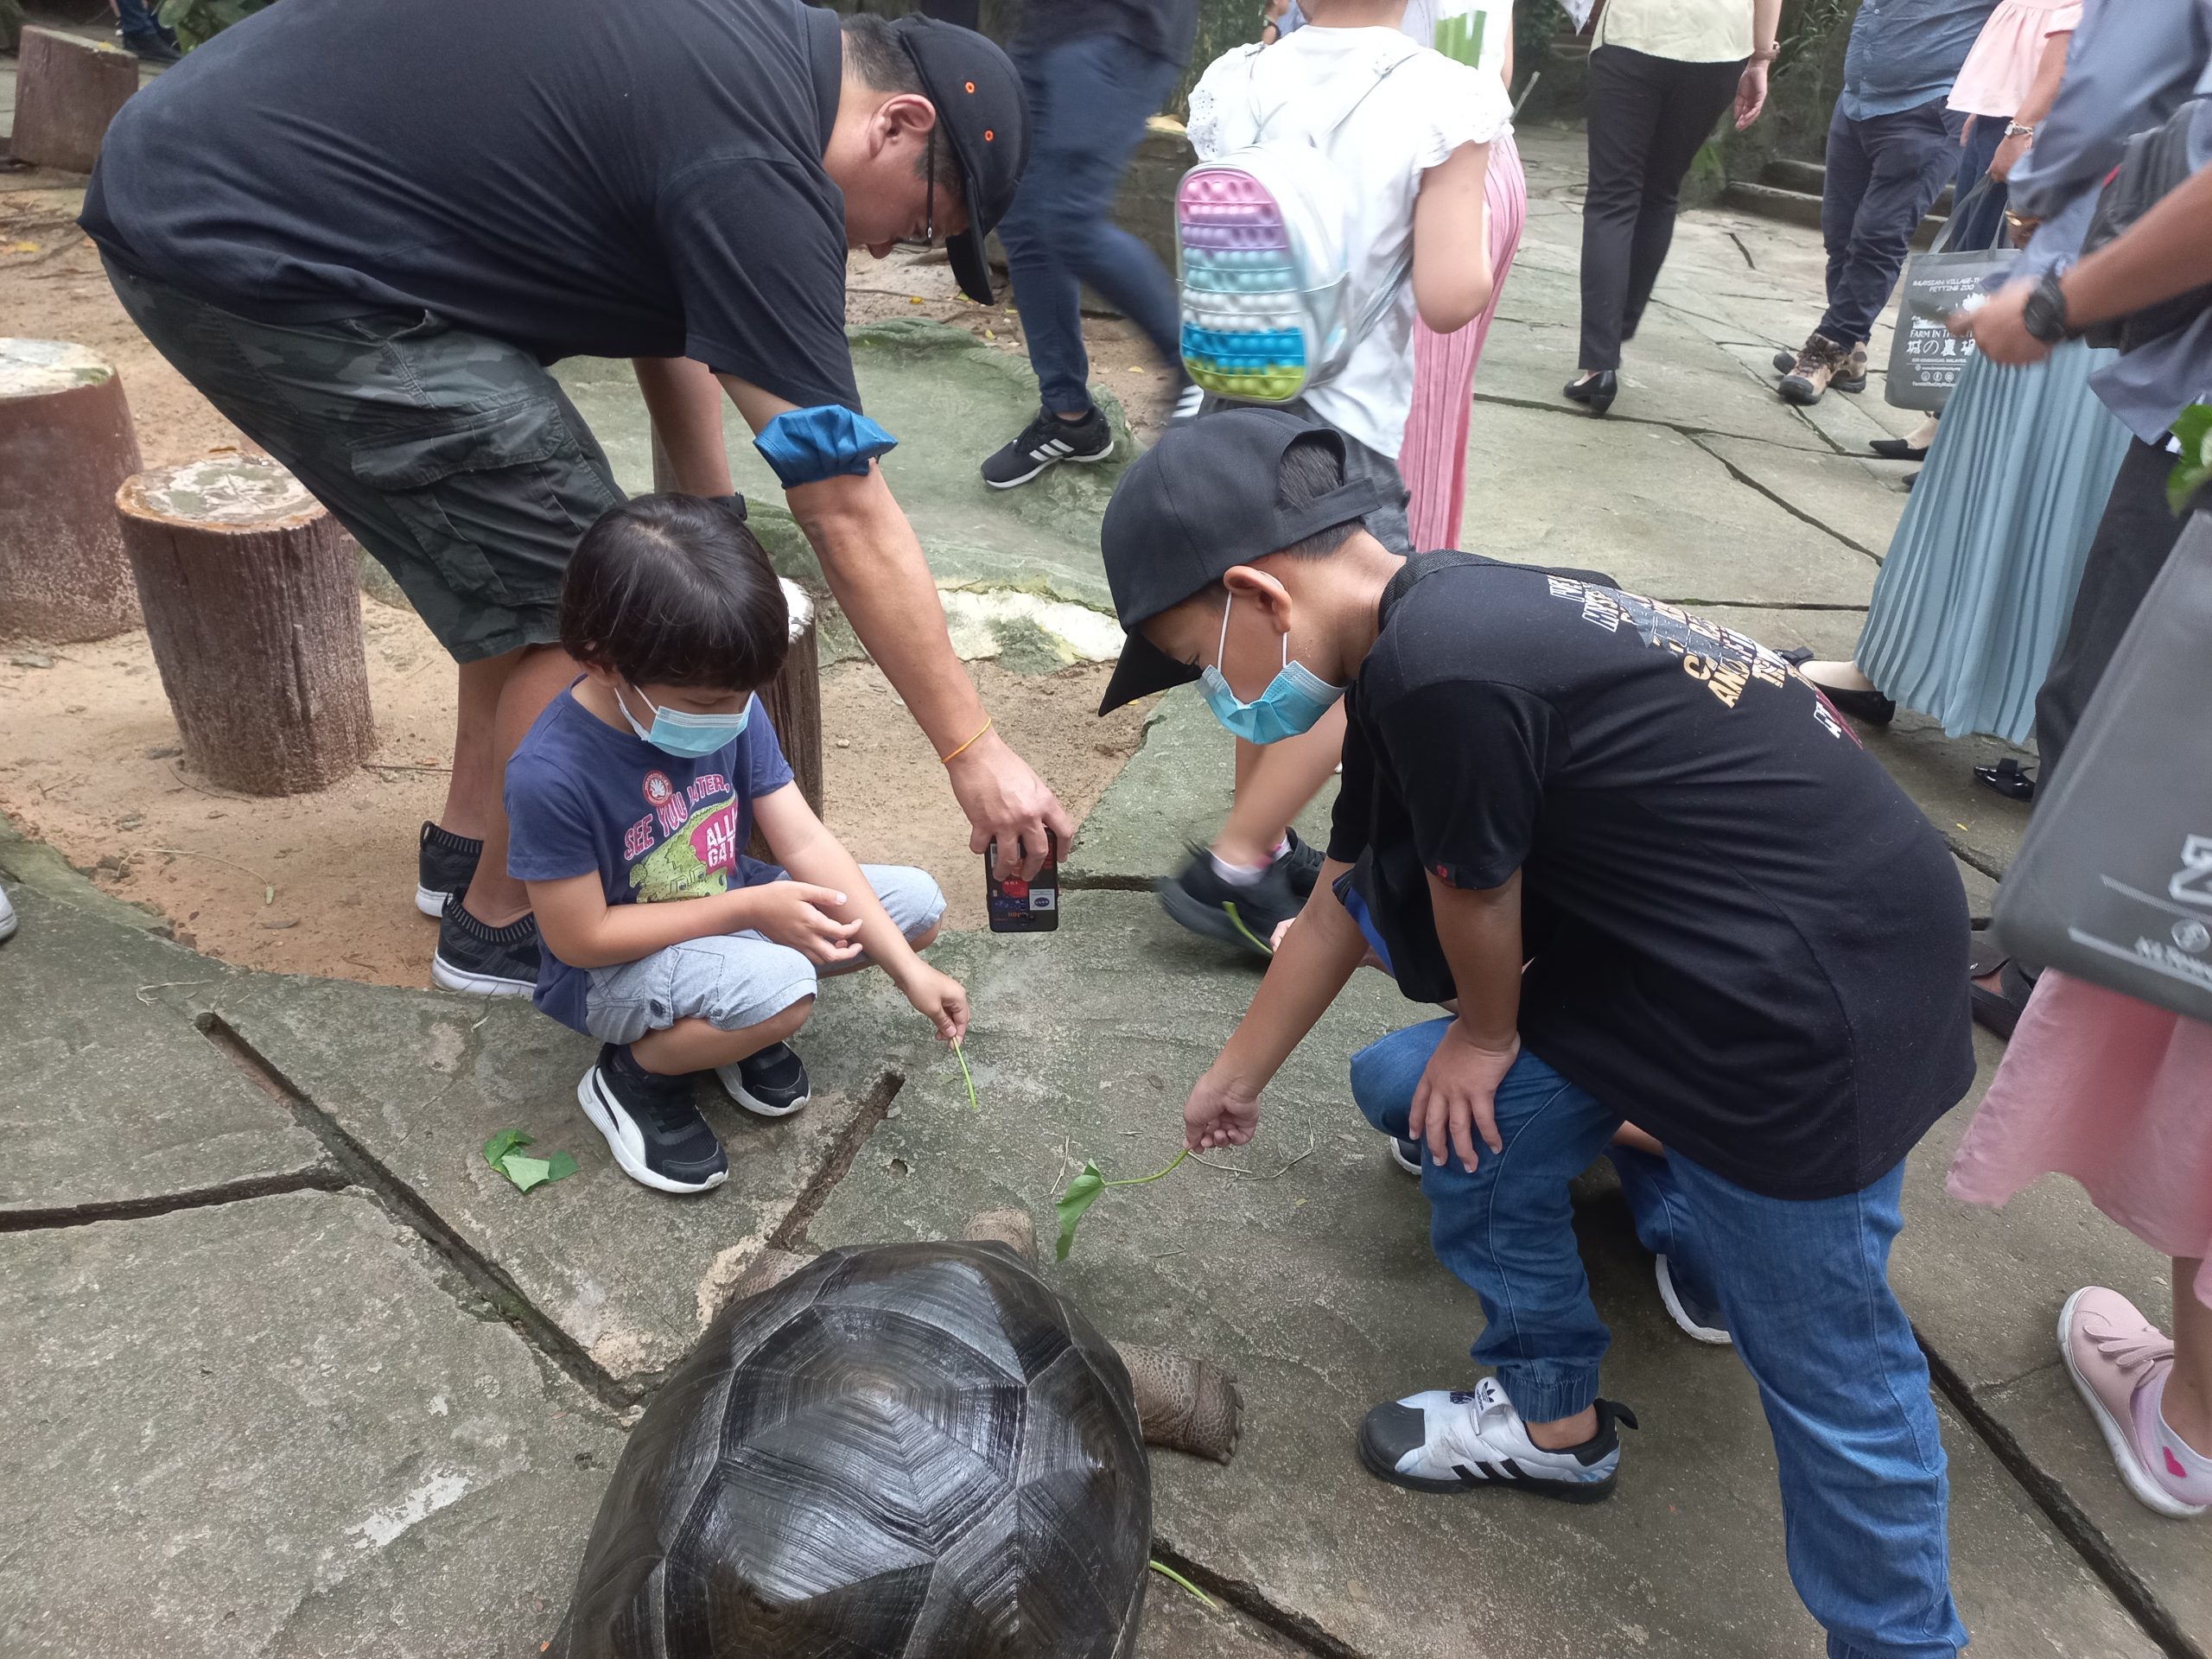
[1358, 1377, 1637, 1504]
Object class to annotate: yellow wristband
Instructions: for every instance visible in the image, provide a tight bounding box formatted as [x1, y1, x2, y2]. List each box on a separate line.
[938, 717, 993, 766]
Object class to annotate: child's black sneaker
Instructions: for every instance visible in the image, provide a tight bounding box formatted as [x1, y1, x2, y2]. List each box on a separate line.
[1389, 1136, 1424, 1176]
[431, 903, 540, 996]
[577, 1044, 729, 1195]
[718, 1040, 811, 1117]
[981, 404, 1115, 489]
[1655, 1254, 1733, 1345]
[1280, 828, 1325, 899]
[416, 820, 483, 918]
[1358, 1379, 1637, 1504]
[1158, 844, 1301, 958]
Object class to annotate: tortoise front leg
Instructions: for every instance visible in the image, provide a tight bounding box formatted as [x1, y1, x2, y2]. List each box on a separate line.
[1113, 1344, 1243, 1465]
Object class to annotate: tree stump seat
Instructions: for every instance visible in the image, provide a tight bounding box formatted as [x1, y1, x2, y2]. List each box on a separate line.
[116, 454, 375, 796]
[0, 339, 144, 643]
[9, 27, 138, 173]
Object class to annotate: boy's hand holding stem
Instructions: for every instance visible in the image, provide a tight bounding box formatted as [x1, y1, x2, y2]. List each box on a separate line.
[1183, 861, 1522, 1176]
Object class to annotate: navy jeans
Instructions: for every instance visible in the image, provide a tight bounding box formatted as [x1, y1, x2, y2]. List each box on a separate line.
[997, 35, 1184, 416]
[116, 0, 170, 45]
[1350, 1024, 1966, 1659]
[1947, 115, 2009, 252]
[1817, 99, 1969, 348]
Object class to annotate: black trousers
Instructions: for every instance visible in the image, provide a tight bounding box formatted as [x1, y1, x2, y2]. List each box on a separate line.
[2034, 436, 2190, 781]
[1577, 44, 1744, 372]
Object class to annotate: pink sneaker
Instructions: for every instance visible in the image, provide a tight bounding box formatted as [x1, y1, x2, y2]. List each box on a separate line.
[2058, 1287, 2210, 1519]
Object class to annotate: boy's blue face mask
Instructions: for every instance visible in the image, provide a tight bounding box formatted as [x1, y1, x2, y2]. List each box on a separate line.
[615, 683, 752, 759]
[1197, 592, 1345, 745]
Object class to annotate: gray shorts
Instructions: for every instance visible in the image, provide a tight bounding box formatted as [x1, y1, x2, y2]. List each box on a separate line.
[104, 259, 622, 663]
[581, 865, 946, 1046]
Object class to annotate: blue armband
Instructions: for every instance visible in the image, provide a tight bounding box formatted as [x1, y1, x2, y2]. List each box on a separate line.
[753, 405, 899, 488]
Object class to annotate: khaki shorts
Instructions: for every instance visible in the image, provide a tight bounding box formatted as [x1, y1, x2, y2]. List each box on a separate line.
[106, 259, 623, 662]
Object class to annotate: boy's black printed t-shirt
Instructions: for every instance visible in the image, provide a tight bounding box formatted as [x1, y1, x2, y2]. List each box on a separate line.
[82, 0, 861, 411]
[1327, 555, 1974, 1199]
[505, 687, 796, 1033]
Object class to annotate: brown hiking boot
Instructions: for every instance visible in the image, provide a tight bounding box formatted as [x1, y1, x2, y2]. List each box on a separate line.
[1777, 334, 1866, 404]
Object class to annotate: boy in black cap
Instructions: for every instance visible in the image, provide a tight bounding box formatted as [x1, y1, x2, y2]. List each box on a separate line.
[1097, 407, 1979, 1659]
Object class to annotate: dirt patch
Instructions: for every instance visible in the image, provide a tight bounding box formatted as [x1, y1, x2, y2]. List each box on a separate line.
[0, 604, 1147, 985]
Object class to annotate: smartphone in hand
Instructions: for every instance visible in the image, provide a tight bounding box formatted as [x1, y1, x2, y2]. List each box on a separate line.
[986, 832, 1059, 933]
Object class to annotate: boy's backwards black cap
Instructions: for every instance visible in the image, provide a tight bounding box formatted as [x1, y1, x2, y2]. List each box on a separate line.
[890, 16, 1027, 304]
[1096, 408, 1382, 715]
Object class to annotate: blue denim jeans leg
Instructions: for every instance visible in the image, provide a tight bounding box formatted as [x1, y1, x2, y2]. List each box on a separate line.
[1947, 114, 2010, 251]
[1817, 98, 1968, 346]
[996, 35, 1184, 416]
[1665, 1153, 1966, 1659]
[116, 0, 170, 45]
[1346, 1025, 1962, 1657]
[1349, 1024, 1622, 1422]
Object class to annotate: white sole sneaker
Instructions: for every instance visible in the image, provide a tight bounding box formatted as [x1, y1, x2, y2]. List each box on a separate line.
[1388, 1137, 1423, 1177]
[2058, 1288, 2208, 1519]
[982, 447, 1114, 491]
[575, 1069, 728, 1196]
[1655, 1255, 1732, 1345]
[429, 953, 537, 996]
[719, 1074, 811, 1117]
[415, 883, 450, 918]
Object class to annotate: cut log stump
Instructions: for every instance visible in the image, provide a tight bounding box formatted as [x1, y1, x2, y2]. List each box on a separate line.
[9, 27, 139, 173]
[117, 454, 375, 796]
[764, 578, 823, 817]
[0, 339, 143, 642]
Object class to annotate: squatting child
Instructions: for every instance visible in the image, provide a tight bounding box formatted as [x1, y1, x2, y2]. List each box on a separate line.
[505, 494, 967, 1196]
[1095, 408, 1978, 1659]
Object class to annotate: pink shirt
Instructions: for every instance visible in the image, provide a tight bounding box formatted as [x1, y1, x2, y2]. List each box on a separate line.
[1948, 0, 2082, 117]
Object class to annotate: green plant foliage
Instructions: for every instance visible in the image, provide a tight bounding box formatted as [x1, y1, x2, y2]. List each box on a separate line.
[1053, 1149, 1191, 1261]
[156, 0, 270, 53]
[2169, 404, 2212, 515]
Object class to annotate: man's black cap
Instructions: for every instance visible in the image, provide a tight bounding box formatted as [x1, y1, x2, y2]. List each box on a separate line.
[890, 16, 1027, 304]
[1096, 408, 1383, 715]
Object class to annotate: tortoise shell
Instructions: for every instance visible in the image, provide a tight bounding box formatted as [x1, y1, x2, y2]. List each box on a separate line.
[554, 1241, 1153, 1657]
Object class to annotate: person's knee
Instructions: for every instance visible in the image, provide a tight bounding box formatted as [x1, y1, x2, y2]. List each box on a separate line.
[1348, 1022, 1447, 1134]
[760, 993, 815, 1043]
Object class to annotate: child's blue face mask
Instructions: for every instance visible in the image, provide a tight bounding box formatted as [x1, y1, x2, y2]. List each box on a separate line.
[615, 683, 752, 759]
[1198, 591, 1345, 745]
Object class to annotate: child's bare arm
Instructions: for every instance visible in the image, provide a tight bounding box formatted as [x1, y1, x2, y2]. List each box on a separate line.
[1411, 140, 1494, 334]
[527, 868, 856, 970]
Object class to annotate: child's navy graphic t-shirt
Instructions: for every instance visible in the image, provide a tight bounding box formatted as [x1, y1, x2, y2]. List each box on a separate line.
[505, 684, 794, 1032]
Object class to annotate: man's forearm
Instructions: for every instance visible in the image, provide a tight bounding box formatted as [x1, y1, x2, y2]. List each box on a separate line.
[631, 357, 734, 496]
[786, 467, 988, 754]
[1214, 869, 1367, 1090]
[1429, 873, 1522, 1048]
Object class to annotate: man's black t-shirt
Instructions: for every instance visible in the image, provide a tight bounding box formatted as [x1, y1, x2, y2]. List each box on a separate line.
[1328, 554, 1974, 1200]
[1015, 0, 1201, 71]
[81, 0, 861, 412]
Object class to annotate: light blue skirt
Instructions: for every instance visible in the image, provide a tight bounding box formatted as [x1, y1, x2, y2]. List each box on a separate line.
[1857, 342, 2130, 747]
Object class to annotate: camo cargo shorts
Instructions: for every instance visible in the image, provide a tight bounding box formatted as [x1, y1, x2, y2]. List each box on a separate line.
[105, 258, 625, 662]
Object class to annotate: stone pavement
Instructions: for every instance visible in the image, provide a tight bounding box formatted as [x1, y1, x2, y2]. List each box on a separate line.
[5, 123, 2205, 1659]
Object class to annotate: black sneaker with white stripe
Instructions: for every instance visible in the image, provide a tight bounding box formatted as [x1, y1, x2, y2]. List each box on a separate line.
[1359, 1378, 1637, 1505]
[717, 1040, 811, 1117]
[577, 1044, 729, 1195]
[416, 820, 482, 918]
[981, 404, 1115, 489]
[431, 903, 541, 995]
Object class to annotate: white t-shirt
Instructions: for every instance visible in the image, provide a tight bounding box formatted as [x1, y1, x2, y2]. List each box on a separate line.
[1186, 28, 1513, 458]
[1281, 0, 1516, 79]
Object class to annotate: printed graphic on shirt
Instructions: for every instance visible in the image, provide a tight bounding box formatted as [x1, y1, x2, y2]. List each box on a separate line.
[622, 772, 740, 902]
[1545, 576, 1853, 741]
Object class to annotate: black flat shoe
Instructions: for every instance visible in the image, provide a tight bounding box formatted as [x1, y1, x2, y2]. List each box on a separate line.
[1562, 370, 1617, 416]
[1869, 437, 1929, 461]
[1777, 648, 1896, 727]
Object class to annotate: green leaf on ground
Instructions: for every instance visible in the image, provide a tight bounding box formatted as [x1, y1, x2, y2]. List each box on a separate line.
[500, 1154, 553, 1192]
[1054, 1162, 1106, 1262]
[1147, 1559, 1217, 1610]
[483, 1128, 531, 1171]
[543, 1150, 580, 1184]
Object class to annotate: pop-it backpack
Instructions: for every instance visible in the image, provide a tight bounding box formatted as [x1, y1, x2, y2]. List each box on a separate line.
[1176, 41, 1421, 404]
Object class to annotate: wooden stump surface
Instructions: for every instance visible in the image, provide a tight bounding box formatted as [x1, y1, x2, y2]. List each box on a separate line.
[117, 454, 375, 796]
[9, 27, 138, 173]
[0, 339, 143, 642]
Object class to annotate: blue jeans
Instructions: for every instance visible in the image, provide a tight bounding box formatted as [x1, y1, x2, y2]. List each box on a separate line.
[1947, 115, 2010, 252]
[1817, 99, 1969, 348]
[997, 35, 1183, 416]
[116, 0, 170, 44]
[1349, 1024, 1966, 1659]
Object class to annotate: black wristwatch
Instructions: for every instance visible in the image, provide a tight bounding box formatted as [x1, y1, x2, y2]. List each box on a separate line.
[2022, 267, 2072, 344]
